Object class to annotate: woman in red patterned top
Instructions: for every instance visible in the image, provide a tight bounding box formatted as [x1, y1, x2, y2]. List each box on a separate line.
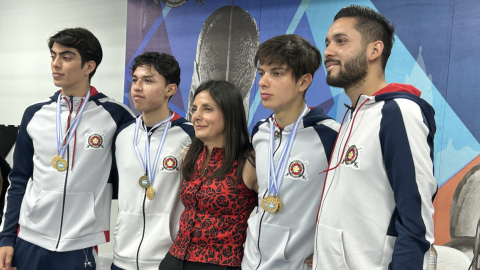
[160, 80, 258, 270]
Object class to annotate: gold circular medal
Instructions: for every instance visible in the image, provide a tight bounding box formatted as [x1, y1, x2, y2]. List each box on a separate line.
[146, 187, 155, 200]
[138, 174, 150, 188]
[56, 158, 68, 171]
[51, 155, 61, 169]
[275, 196, 282, 212]
[262, 196, 278, 213]
[274, 130, 280, 138]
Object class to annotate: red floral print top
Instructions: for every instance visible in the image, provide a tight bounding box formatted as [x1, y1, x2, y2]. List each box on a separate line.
[169, 146, 257, 267]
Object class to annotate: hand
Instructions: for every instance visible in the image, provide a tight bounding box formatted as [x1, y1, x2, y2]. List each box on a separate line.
[0, 246, 16, 270]
[304, 254, 313, 267]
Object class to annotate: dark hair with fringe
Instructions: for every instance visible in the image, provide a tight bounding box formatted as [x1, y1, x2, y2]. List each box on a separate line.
[334, 5, 395, 71]
[48, 28, 102, 80]
[254, 34, 321, 94]
[181, 80, 254, 186]
[131, 52, 181, 101]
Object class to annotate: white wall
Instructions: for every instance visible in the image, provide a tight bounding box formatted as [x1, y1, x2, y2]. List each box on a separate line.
[0, 0, 128, 125]
[0, 0, 128, 256]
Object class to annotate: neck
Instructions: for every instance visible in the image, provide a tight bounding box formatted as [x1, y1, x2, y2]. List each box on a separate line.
[142, 104, 170, 127]
[204, 141, 224, 156]
[62, 82, 91, 97]
[345, 72, 387, 107]
[274, 99, 306, 128]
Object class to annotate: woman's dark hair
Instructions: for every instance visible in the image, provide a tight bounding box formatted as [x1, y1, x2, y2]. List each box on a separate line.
[181, 80, 254, 185]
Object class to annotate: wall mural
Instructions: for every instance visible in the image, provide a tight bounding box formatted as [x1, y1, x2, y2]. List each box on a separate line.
[124, 0, 480, 267]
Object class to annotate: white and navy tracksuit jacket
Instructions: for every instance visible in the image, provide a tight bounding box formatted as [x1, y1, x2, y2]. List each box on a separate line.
[112, 113, 194, 270]
[0, 88, 134, 252]
[313, 83, 437, 270]
[242, 106, 340, 270]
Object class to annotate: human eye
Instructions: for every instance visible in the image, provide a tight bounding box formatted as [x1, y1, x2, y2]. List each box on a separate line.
[131, 78, 138, 83]
[258, 71, 264, 77]
[191, 106, 197, 113]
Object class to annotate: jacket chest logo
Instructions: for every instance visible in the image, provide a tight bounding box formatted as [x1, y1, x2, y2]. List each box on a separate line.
[160, 155, 179, 172]
[85, 133, 105, 149]
[285, 159, 309, 181]
[342, 145, 364, 170]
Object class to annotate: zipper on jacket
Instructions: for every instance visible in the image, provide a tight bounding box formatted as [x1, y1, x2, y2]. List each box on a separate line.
[55, 96, 74, 250]
[136, 194, 147, 270]
[255, 129, 283, 269]
[136, 131, 151, 269]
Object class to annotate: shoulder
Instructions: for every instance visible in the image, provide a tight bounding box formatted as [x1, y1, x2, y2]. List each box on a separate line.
[251, 116, 271, 138]
[90, 93, 136, 125]
[171, 115, 195, 140]
[21, 97, 56, 126]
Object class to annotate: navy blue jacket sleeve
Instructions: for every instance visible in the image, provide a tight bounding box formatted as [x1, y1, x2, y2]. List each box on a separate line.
[0, 108, 37, 247]
[379, 99, 436, 270]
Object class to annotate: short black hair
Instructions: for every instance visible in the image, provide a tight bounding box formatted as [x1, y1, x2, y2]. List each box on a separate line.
[182, 80, 253, 186]
[48, 28, 103, 80]
[131, 52, 181, 87]
[334, 5, 395, 71]
[255, 34, 321, 84]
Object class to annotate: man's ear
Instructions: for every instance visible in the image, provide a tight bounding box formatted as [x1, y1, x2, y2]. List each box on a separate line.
[368, 41, 384, 62]
[165, 83, 178, 98]
[298, 73, 313, 94]
[84, 60, 96, 76]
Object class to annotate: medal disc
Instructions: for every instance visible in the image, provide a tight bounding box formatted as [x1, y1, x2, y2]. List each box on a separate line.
[262, 196, 278, 213]
[138, 174, 150, 188]
[274, 130, 280, 138]
[146, 187, 155, 200]
[56, 158, 68, 172]
[51, 155, 61, 169]
[275, 196, 283, 212]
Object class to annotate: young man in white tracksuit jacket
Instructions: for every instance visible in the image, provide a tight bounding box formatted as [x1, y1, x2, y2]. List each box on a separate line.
[0, 28, 135, 269]
[242, 34, 340, 270]
[111, 52, 194, 270]
[313, 5, 437, 270]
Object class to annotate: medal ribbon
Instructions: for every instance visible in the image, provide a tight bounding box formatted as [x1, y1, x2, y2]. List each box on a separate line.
[267, 105, 308, 197]
[56, 90, 91, 157]
[133, 111, 174, 185]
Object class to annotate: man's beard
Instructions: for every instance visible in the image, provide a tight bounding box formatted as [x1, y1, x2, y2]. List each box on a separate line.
[326, 49, 368, 89]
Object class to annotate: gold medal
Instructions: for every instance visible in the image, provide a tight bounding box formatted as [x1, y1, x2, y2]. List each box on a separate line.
[261, 196, 278, 213]
[56, 158, 68, 172]
[275, 196, 282, 212]
[274, 130, 280, 138]
[51, 155, 61, 169]
[146, 186, 155, 200]
[138, 174, 150, 188]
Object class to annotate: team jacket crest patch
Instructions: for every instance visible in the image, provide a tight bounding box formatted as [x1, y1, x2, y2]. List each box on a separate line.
[160, 156, 179, 172]
[85, 133, 105, 149]
[342, 145, 364, 170]
[285, 159, 309, 181]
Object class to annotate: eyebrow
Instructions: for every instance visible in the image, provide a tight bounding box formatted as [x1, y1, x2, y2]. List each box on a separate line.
[132, 74, 154, 79]
[325, 33, 348, 43]
[257, 66, 287, 72]
[50, 50, 77, 56]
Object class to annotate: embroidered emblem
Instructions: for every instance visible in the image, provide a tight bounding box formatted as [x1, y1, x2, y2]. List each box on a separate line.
[285, 159, 309, 181]
[161, 156, 179, 172]
[85, 133, 105, 149]
[342, 145, 364, 170]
